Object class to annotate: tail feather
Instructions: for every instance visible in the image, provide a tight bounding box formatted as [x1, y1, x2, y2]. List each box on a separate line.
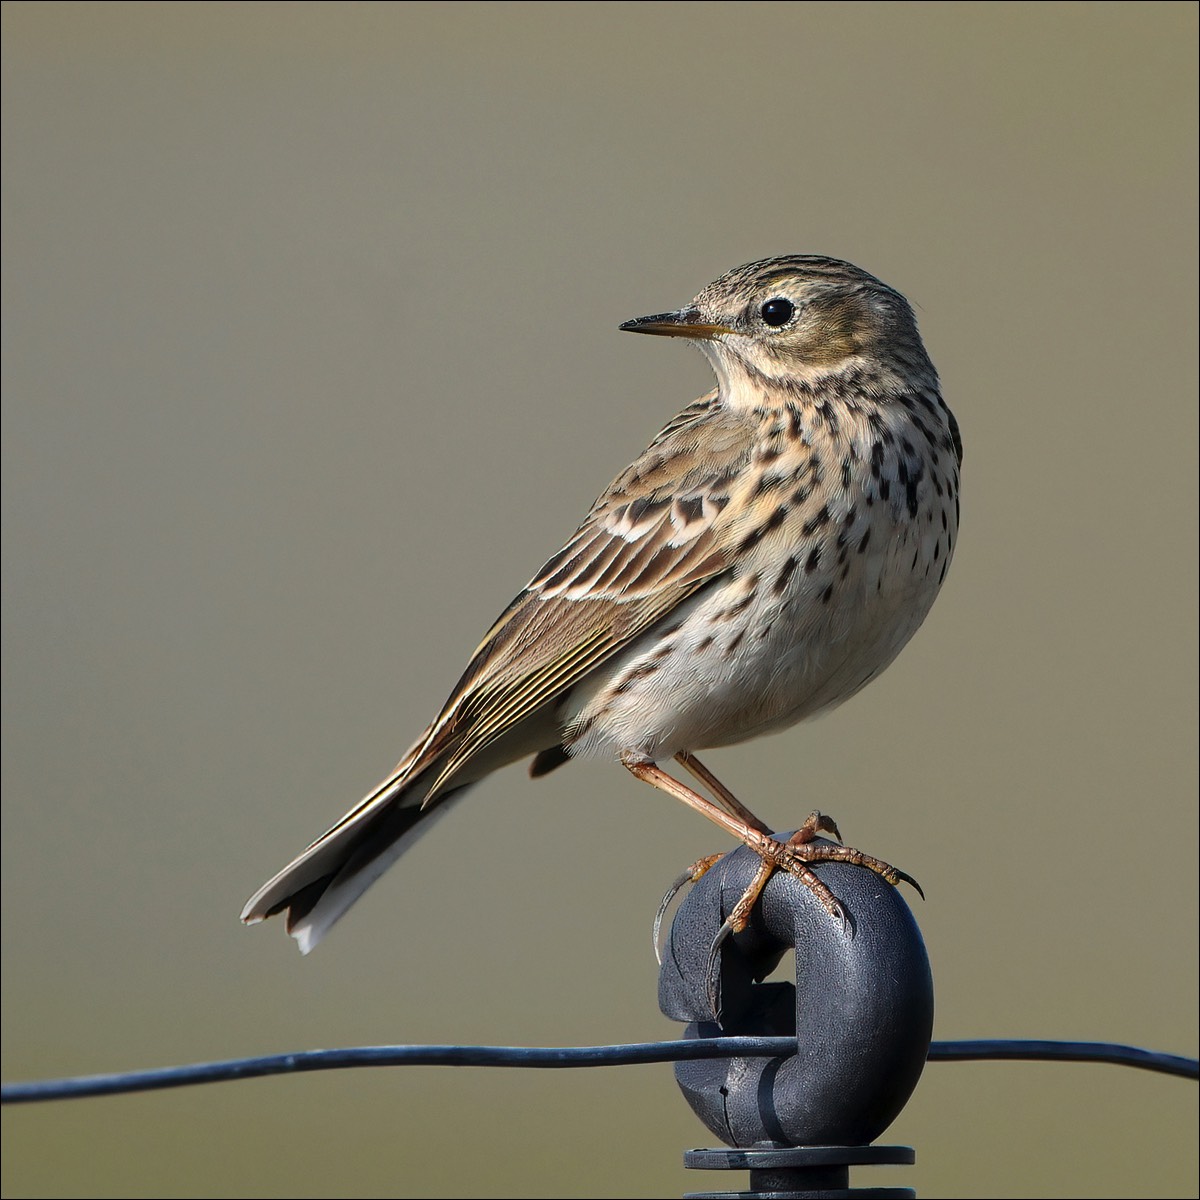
[243, 703, 565, 952]
[240, 762, 467, 954]
[284, 790, 468, 954]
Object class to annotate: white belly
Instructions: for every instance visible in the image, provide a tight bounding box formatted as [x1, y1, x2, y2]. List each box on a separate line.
[563, 516, 948, 763]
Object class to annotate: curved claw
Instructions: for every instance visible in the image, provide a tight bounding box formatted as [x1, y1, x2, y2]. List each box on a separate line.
[806, 810, 843, 844]
[704, 916, 737, 1019]
[895, 868, 925, 901]
[652, 868, 698, 966]
[652, 854, 723, 965]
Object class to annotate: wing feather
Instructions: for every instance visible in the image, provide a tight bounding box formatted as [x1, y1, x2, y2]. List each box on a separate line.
[242, 393, 757, 936]
[416, 391, 754, 798]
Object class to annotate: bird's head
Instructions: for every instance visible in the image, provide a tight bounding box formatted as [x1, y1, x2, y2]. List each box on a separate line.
[620, 255, 933, 405]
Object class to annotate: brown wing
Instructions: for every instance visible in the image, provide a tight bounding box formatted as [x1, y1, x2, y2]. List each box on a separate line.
[240, 392, 756, 937]
[413, 391, 755, 795]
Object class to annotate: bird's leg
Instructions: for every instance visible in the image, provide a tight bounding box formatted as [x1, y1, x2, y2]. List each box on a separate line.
[675, 751, 773, 832]
[636, 755, 845, 915]
[632, 755, 781, 961]
[650, 752, 774, 961]
[677, 753, 871, 923]
[627, 754, 920, 966]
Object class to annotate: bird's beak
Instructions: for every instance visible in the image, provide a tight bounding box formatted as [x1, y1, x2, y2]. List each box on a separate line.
[619, 308, 733, 340]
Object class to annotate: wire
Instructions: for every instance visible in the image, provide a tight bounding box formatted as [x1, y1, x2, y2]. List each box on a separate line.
[2, 1038, 1195, 1104]
[927, 1039, 1197, 1078]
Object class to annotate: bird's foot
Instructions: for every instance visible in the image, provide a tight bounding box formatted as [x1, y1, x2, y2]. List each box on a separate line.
[700, 814, 922, 1016]
[731, 811, 922, 929]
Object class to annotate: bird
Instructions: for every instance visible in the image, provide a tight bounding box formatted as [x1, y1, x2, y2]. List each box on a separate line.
[241, 255, 962, 955]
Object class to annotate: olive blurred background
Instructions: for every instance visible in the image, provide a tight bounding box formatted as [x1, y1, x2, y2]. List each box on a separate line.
[2, 4, 1196, 1197]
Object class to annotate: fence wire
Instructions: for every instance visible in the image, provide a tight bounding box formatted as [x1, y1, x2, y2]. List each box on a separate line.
[3, 1037, 1196, 1104]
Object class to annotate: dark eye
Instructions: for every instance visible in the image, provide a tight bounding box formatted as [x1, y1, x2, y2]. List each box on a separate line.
[760, 297, 794, 327]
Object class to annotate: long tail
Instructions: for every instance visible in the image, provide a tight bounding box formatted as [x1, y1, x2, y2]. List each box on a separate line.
[240, 766, 470, 954]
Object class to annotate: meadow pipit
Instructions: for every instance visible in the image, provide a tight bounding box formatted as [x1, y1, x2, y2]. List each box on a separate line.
[242, 256, 961, 954]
